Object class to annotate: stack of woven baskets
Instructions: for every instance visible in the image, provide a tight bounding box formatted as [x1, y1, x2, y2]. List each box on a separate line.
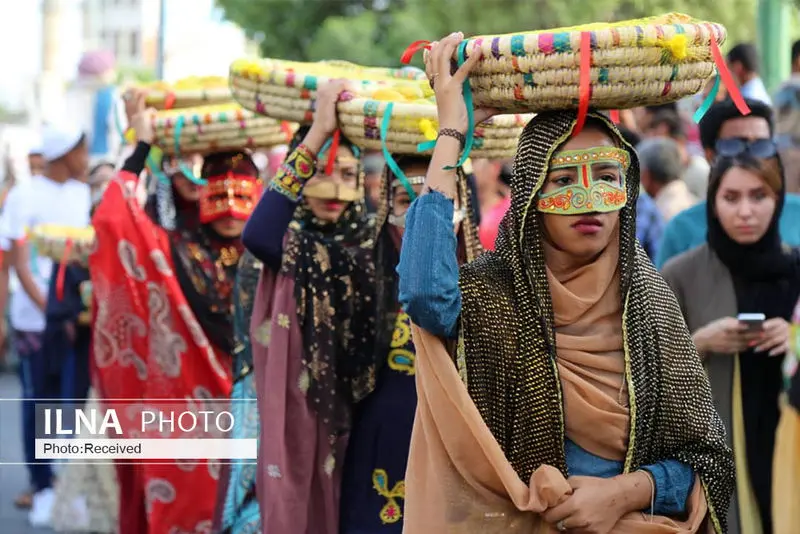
[230, 58, 532, 158]
[29, 224, 96, 267]
[150, 103, 298, 157]
[446, 13, 726, 113]
[128, 76, 232, 110]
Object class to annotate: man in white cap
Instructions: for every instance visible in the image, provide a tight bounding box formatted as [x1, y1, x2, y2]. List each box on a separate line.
[0, 123, 91, 526]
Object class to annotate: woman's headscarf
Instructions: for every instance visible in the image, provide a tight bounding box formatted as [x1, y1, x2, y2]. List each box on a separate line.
[249, 127, 376, 533]
[404, 111, 734, 533]
[371, 158, 482, 364]
[705, 154, 800, 530]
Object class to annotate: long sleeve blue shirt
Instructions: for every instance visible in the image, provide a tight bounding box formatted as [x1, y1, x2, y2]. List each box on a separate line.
[397, 191, 695, 516]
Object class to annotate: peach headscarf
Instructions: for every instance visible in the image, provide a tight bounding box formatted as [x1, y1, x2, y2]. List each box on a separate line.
[403, 232, 711, 533]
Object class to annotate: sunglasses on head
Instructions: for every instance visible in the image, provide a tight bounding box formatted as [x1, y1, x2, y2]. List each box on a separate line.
[715, 138, 777, 159]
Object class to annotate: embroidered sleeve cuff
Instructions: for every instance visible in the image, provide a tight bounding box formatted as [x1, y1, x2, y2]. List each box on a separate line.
[269, 144, 317, 201]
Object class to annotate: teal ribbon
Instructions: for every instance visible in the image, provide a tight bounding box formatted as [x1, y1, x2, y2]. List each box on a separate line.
[693, 75, 721, 124]
[380, 102, 417, 201]
[173, 116, 207, 186]
[443, 40, 475, 171]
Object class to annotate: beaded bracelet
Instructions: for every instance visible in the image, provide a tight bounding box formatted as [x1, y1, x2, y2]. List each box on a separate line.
[439, 128, 466, 148]
[269, 143, 318, 201]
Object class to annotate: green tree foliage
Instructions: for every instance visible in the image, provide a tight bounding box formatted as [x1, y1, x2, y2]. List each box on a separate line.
[217, 0, 761, 66]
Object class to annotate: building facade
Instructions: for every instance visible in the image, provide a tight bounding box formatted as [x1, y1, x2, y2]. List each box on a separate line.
[82, 0, 159, 69]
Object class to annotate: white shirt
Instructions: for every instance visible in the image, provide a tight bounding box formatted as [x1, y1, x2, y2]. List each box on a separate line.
[0, 175, 91, 332]
[741, 77, 772, 106]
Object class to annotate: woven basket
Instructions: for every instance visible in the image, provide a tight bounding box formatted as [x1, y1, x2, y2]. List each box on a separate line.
[129, 76, 232, 110]
[338, 95, 532, 158]
[30, 224, 96, 267]
[151, 104, 298, 157]
[230, 58, 427, 123]
[438, 13, 725, 113]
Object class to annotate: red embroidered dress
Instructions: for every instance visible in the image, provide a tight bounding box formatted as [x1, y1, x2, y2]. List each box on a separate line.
[90, 144, 261, 534]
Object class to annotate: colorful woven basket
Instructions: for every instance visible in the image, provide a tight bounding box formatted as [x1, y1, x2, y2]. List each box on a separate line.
[408, 13, 726, 113]
[337, 87, 532, 158]
[151, 104, 298, 157]
[229, 58, 428, 124]
[130, 76, 232, 110]
[30, 224, 96, 267]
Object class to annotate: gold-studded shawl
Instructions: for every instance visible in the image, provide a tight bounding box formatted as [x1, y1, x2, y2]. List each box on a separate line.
[404, 111, 734, 533]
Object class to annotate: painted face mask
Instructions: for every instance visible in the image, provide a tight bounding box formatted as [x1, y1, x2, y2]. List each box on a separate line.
[303, 155, 363, 202]
[536, 146, 629, 215]
[303, 181, 363, 202]
[387, 175, 466, 228]
[199, 171, 263, 224]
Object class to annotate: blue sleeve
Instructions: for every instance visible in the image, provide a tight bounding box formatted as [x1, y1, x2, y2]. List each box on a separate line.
[640, 460, 695, 516]
[242, 189, 296, 272]
[397, 191, 462, 339]
[655, 220, 681, 269]
[646, 211, 664, 263]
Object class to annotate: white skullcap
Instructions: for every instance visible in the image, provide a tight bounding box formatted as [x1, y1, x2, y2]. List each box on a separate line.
[41, 124, 85, 162]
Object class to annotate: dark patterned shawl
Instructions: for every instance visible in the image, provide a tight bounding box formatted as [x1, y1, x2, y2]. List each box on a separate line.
[280, 188, 376, 439]
[456, 111, 734, 533]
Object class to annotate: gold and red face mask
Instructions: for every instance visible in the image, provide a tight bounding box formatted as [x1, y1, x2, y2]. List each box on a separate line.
[199, 171, 264, 224]
[536, 146, 630, 215]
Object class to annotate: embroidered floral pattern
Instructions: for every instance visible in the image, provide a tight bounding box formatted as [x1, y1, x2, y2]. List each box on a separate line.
[277, 313, 291, 329]
[387, 311, 415, 376]
[269, 144, 317, 200]
[372, 469, 405, 524]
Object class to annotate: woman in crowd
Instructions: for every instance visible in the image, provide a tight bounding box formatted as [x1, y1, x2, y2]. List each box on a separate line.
[663, 155, 800, 533]
[338, 145, 481, 533]
[397, 33, 734, 533]
[243, 81, 376, 534]
[214, 248, 263, 534]
[90, 92, 262, 534]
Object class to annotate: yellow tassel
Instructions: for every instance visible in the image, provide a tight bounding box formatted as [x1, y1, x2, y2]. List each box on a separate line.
[418, 119, 438, 141]
[665, 34, 688, 60]
[124, 128, 137, 145]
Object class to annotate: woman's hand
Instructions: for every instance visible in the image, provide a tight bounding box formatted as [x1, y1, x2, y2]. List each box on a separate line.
[426, 33, 498, 134]
[693, 317, 758, 354]
[541, 476, 631, 534]
[305, 79, 355, 154]
[754, 317, 791, 356]
[128, 90, 155, 145]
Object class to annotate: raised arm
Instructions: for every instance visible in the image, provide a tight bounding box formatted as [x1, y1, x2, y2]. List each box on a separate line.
[242, 80, 351, 271]
[397, 34, 495, 338]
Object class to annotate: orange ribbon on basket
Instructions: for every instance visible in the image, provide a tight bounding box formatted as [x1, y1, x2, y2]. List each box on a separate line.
[709, 34, 750, 116]
[573, 31, 593, 137]
[55, 238, 74, 302]
[280, 121, 294, 143]
[400, 40, 433, 65]
[164, 91, 177, 110]
[325, 129, 341, 176]
[693, 26, 750, 122]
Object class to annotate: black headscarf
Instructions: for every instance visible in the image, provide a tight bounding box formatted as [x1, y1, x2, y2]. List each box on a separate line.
[706, 153, 800, 532]
[281, 126, 377, 438]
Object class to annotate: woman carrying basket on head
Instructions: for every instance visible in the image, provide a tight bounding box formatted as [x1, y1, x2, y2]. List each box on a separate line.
[90, 91, 263, 534]
[396, 33, 734, 533]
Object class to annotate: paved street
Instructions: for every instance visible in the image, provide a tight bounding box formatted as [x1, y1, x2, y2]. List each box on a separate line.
[0, 370, 51, 534]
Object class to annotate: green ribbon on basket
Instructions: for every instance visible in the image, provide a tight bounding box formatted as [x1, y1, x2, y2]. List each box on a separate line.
[443, 40, 475, 170]
[381, 102, 417, 201]
[173, 116, 207, 186]
[693, 75, 721, 124]
[416, 40, 475, 171]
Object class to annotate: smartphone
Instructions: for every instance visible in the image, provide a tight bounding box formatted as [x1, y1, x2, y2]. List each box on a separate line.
[737, 313, 766, 332]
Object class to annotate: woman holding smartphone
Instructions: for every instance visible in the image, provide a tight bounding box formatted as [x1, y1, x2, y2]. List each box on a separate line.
[662, 154, 800, 533]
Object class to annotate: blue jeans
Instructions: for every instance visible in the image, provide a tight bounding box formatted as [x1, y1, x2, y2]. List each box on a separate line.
[15, 330, 57, 491]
